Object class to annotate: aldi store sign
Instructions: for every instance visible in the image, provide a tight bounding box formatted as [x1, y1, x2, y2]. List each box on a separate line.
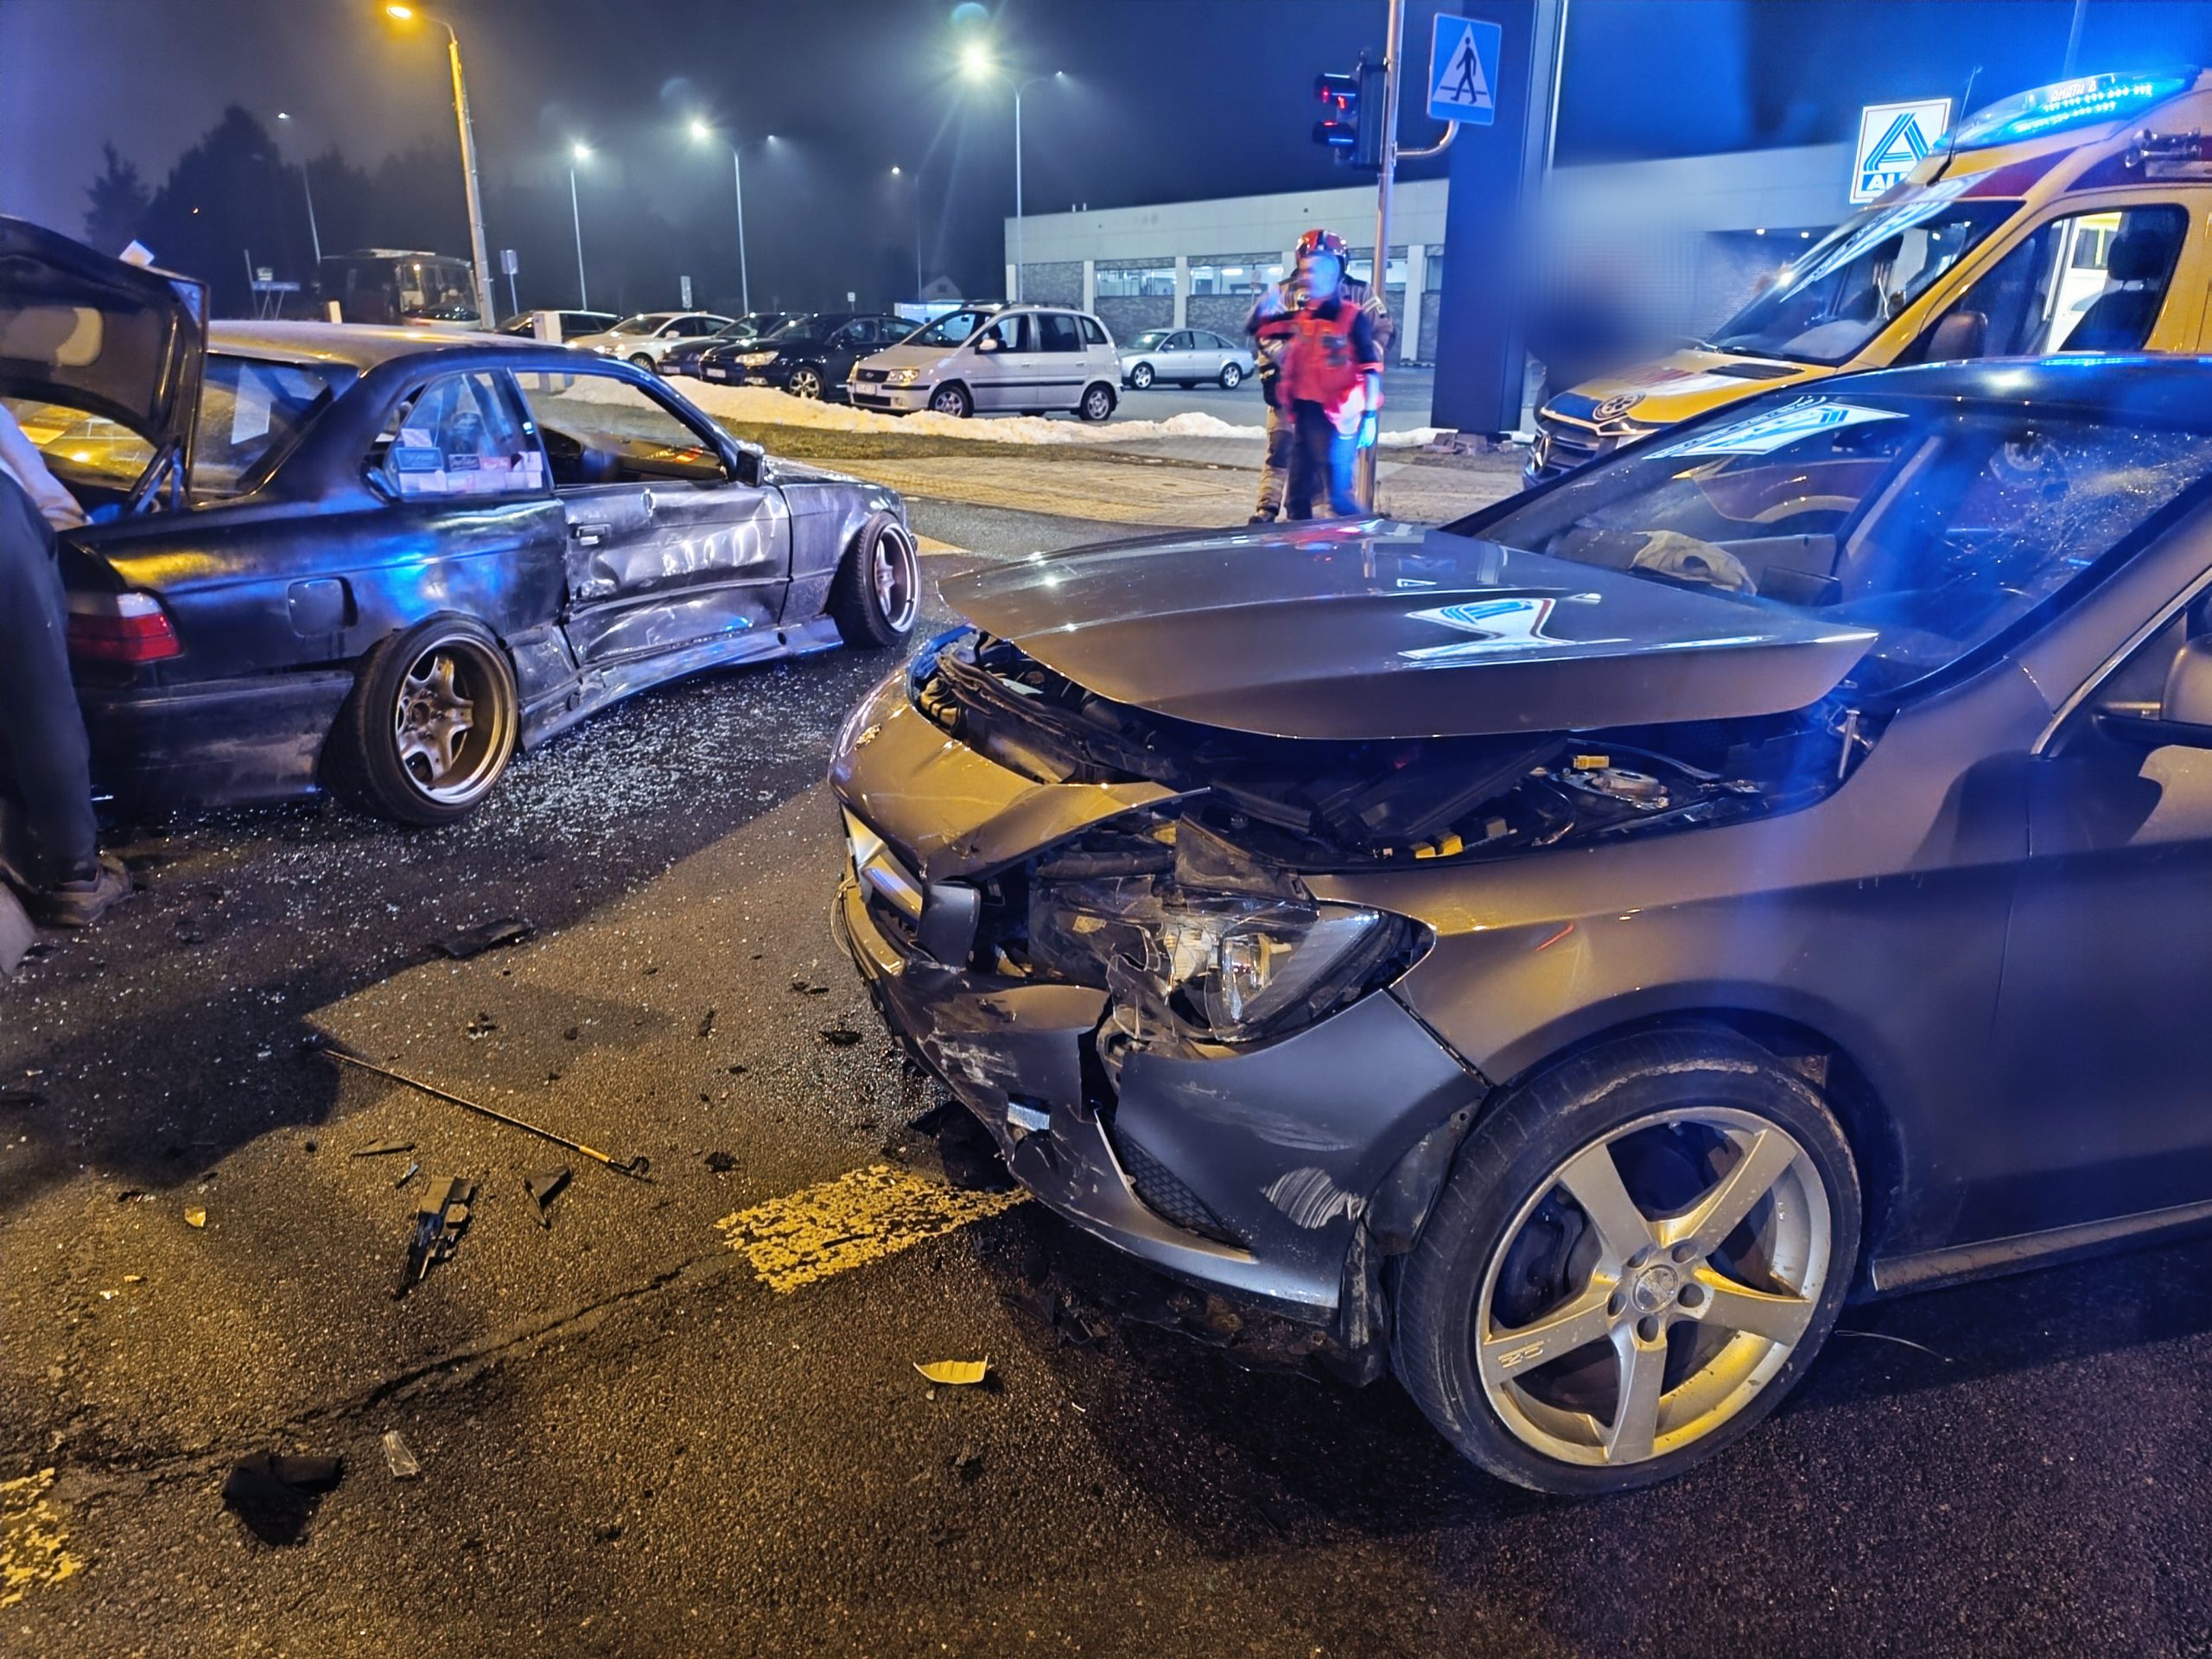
[1851, 98, 1953, 202]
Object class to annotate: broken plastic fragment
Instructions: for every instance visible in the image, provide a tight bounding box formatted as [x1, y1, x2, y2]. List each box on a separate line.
[912, 1357, 991, 1386]
[184, 1208, 207, 1229]
[381, 1430, 422, 1479]
[437, 918, 534, 959]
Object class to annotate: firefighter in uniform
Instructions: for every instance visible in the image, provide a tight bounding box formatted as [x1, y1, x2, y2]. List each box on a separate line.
[1266, 228, 1384, 519]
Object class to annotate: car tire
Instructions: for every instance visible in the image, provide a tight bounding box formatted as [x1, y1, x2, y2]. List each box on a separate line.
[1391, 1030, 1860, 1496]
[1077, 383, 1116, 423]
[1220, 362, 1244, 389]
[826, 512, 922, 649]
[1128, 362, 1154, 390]
[929, 383, 973, 418]
[788, 366, 824, 400]
[627, 353, 655, 371]
[333, 615, 520, 826]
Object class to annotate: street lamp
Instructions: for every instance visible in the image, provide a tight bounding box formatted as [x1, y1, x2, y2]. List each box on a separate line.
[891, 165, 923, 299]
[962, 52, 1066, 302]
[274, 111, 322, 266]
[383, 3, 498, 327]
[688, 120, 772, 315]
[568, 143, 592, 309]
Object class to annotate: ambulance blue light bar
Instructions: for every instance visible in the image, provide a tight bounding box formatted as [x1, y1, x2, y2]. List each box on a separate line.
[1951, 69, 2196, 149]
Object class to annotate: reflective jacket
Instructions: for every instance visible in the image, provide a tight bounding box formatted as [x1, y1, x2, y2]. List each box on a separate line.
[1277, 297, 1381, 415]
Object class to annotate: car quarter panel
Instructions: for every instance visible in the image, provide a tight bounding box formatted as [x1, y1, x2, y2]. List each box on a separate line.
[772, 469, 910, 624]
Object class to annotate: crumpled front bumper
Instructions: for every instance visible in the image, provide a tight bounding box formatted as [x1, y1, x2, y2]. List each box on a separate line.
[829, 665, 1489, 1327]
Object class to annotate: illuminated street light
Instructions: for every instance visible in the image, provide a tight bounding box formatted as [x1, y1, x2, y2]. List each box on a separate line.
[960, 41, 995, 80]
[963, 56, 1066, 301]
[382, 4, 497, 327]
[688, 121, 773, 312]
[273, 110, 322, 265]
[568, 143, 593, 309]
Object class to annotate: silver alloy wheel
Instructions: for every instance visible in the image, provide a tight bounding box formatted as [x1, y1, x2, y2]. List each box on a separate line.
[392, 639, 513, 806]
[628, 353, 654, 370]
[790, 367, 823, 399]
[931, 385, 969, 416]
[1220, 361, 1243, 388]
[869, 526, 920, 633]
[1081, 385, 1113, 421]
[1475, 1106, 1831, 1469]
[1129, 362, 1154, 389]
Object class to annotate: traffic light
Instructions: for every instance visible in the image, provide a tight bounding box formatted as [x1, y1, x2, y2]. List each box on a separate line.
[1313, 58, 1389, 170]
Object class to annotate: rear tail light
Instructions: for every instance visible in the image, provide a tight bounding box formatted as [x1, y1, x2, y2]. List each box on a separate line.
[67, 591, 181, 664]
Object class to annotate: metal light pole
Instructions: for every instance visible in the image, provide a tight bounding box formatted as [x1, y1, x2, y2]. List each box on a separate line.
[568, 143, 591, 308]
[1356, 0, 1409, 512]
[385, 6, 497, 327]
[690, 122, 764, 314]
[1011, 73, 1063, 301]
[892, 167, 924, 299]
[275, 112, 322, 265]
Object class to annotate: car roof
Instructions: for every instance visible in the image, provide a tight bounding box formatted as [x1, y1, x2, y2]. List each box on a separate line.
[207, 320, 512, 370]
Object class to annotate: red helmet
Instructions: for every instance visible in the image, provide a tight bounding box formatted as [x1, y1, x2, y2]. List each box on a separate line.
[1295, 227, 1347, 259]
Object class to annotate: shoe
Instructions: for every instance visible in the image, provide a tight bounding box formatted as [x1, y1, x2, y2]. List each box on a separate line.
[1247, 512, 1278, 525]
[25, 854, 131, 929]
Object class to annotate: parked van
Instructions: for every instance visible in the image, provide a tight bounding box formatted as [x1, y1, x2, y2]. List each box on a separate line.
[849, 304, 1122, 421]
[1529, 68, 2212, 484]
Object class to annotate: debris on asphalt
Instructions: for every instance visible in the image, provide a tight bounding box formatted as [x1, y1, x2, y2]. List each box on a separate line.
[950, 1444, 983, 1483]
[349, 1141, 416, 1159]
[221, 1453, 343, 1546]
[381, 1430, 423, 1479]
[819, 1028, 864, 1047]
[525, 1166, 571, 1226]
[436, 918, 535, 960]
[184, 1207, 207, 1229]
[703, 1149, 739, 1173]
[464, 1012, 499, 1039]
[563, 1026, 580, 1041]
[395, 1160, 420, 1189]
[791, 978, 830, 995]
[696, 1007, 716, 1039]
[0, 887, 32, 979]
[0, 1085, 48, 1110]
[1834, 1326, 1953, 1363]
[913, 1358, 991, 1387]
[726, 1063, 747, 1077]
[314, 1039, 652, 1179]
[397, 1176, 476, 1297]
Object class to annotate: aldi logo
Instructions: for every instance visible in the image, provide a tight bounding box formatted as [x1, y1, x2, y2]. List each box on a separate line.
[1852, 99, 1953, 203]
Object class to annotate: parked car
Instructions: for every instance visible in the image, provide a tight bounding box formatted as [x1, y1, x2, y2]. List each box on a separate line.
[849, 304, 1119, 420]
[1119, 327, 1252, 390]
[830, 356, 2212, 1493]
[567, 311, 735, 372]
[1, 218, 919, 825]
[661, 312, 795, 378]
[497, 309, 619, 341]
[698, 313, 912, 400]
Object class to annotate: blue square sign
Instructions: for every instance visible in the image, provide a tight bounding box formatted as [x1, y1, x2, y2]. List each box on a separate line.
[1429, 14, 1500, 127]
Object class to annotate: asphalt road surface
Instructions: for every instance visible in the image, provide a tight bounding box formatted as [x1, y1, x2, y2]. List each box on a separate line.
[5, 496, 2212, 1657]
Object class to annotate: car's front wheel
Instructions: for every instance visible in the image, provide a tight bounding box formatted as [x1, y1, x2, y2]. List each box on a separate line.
[1392, 1032, 1859, 1494]
[335, 616, 519, 825]
[627, 353, 655, 371]
[1127, 362, 1154, 390]
[788, 365, 824, 399]
[1220, 362, 1244, 389]
[929, 383, 973, 418]
[827, 513, 921, 649]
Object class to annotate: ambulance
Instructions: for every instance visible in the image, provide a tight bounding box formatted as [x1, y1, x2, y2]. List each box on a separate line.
[1527, 68, 2212, 485]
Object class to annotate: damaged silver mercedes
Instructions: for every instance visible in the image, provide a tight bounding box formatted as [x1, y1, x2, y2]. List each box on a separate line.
[831, 360, 2212, 1491]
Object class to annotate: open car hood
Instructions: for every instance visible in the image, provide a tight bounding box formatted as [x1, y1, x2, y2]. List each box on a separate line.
[0, 216, 205, 497]
[938, 521, 1877, 741]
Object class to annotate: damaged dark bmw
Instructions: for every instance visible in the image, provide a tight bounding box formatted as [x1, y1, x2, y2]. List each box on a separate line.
[831, 359, 2212, 1492]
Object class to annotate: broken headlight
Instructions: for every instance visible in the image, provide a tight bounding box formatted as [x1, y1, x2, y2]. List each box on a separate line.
[1031, 877, 1415, 1046]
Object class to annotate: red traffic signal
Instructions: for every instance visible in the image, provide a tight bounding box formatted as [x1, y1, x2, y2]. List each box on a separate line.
[1312, 60, 1385, 169]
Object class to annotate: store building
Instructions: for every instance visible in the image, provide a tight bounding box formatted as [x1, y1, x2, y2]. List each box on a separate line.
[1003, 141, 1856, 365]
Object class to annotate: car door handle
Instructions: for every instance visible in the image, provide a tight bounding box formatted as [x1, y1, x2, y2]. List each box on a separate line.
[571, 522, 610, 545]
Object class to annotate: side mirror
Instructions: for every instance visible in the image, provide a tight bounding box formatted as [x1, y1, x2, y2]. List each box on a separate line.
[976, 334, 1001, 353]
[1924, 308, 1988, 362]
[730, 441, 764, 487]
[2094, 633, 2212, 749]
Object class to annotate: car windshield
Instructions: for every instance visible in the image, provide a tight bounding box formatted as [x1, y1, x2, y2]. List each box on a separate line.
[193, 355, 347, 496]
[904, 308, 997, 348]
[764, 319, 825, 346]
[608, 315, 668, 336]
[1706, 194, 2022, 365]
[1460, 389, 2212, 696]
[1126, 330, 1171, 351]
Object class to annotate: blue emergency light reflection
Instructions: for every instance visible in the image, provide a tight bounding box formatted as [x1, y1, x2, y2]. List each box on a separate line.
[1952, 70, 2195, 149]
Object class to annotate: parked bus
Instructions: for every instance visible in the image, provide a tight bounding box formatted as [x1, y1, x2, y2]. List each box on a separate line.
[315, 249, 480, 328]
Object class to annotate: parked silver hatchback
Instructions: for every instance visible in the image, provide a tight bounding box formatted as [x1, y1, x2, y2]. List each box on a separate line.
[849, 304, 1122, 421]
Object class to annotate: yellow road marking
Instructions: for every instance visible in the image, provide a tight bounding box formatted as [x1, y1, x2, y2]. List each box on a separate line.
[715, 1164, 1026, 1293]
[914, 534, 964, 556]
[1, 1468, 82, 1609]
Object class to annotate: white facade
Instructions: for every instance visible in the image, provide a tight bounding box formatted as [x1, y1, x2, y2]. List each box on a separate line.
[1005, 143, 1857, 362]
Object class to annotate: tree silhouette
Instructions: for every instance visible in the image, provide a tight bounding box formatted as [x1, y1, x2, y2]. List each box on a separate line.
[83, 143, 151, 256]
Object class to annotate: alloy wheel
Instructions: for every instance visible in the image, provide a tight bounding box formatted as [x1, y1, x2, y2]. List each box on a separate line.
[1129, 363, 1154, 389]
[791, 368, 823, 399]
[1474, 1106, 1831, 1469]
[869, 527, 920, 633]
[392, 639, 512, 806]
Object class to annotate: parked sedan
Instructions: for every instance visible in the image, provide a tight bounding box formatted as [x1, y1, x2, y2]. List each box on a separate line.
[660, 312, 795, 378]
[2, 218, 920, 825]
[697, 313, 912, 401]
[497, 309, 618, 341]
[832, 357, 2212, 1493]
[1119, 327, 1252, 390]
[567, 311, 735, 372]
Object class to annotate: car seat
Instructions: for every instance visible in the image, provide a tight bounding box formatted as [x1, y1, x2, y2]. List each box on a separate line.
[2063, 227, 2177, 353]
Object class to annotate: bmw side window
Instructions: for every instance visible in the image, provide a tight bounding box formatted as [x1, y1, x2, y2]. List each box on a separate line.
[509, 370, 729, 486]
[371, 372, 545, 500]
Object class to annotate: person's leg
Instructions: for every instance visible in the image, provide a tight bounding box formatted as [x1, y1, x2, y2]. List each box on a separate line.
[0, 474, 118, 923]
[1326, 428, 1362, 517]
[1286, 402, 1331, 521]
[1251, 397, 1291, 522]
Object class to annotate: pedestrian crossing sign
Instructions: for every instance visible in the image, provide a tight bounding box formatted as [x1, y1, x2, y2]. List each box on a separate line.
[1429, 14, 1501, 127]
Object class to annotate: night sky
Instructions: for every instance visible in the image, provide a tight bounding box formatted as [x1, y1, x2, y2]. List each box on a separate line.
[6, 0, 2212, 308]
